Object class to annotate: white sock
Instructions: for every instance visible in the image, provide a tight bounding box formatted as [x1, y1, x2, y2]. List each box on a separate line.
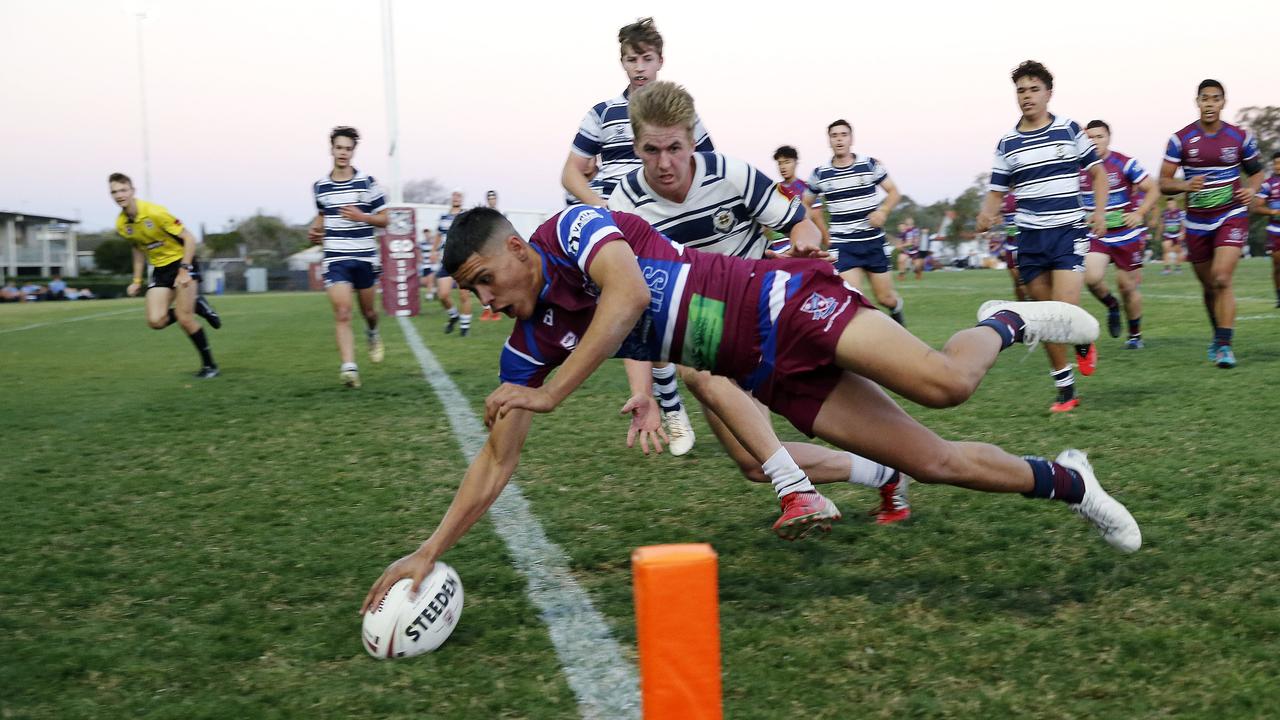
[763, 448, 815, 498]
[340, 362, 358, 372]
[847, 453, 895, 488]
[447, 307, 459, 319]
[651, 363, 684, 413]
[893, 298, 904, 313]
[460, 313, 472, 329]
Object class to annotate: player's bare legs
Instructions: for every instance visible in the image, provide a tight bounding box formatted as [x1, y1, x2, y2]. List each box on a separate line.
[1115, 266, 1143, 346]
[327, 282, 358, 368]
[1193, 245, 1242, 366]
[866, 270, 901, 313]
[437, 276, 474, 336]
[356, 284, 383, 363]
[1084, 251, 1123, 339]
[1026, 269, 1088, 408]
[1272, 248, 1280, 306]
[145, 279, 217, 377]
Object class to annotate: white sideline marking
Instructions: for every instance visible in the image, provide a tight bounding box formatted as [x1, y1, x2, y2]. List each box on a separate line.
[0, 308, 134, 335]
[397, 317, 640, 720]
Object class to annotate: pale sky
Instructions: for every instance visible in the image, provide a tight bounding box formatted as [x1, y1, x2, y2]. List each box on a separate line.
[3, 0, 1276, 233]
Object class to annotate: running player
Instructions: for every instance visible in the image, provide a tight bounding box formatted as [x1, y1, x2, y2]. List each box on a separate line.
[805, 120, 906, 324]
[1160, 197, 1187, 275]
[560, 17, 715, 454]
[1251, 152, 1280, 307]
[1159, 80, 1265, 368]
[307, 127, 388, 388]
[1079, 120, 1159, 349]
[110, 173, 221, 378]
[609, 81, 910, 527]
[977, 61, 1107, 413]
[360, 204, 1141, 611]
[996, 194, 1029, 300]
[431, 191, 474, 337]
[773, 145, 827, 255]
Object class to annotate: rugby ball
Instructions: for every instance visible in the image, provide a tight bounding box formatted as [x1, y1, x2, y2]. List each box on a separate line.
[362, 562, 464, 659]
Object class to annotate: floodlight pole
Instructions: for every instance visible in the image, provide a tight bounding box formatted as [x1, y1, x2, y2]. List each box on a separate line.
[135, 11, 152, 198]
[380, 0, 402, 203]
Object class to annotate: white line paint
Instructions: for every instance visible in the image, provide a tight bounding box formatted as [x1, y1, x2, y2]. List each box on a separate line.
[397, 317, 640, 720]
[0, 308, 135, 335]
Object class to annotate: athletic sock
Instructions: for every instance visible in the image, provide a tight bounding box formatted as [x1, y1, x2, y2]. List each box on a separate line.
[1052, 365, 1075, 403]
[187, 328, 214, 367]
[340, 361, 358, 372]
[460, 313, 472, 331]
[1128, 316, 1141, 338]
[1214, 327, 1233, 348]
[164, 308, 178, 328]
[978, 309, 1026, 349]
[1100, 293, 1120, 311]
[763, 447, 815, 498]
[846, 453, 895, 488]
[1022, 457, 1085, 503]
[447, 307, 459, 319]
[366, 328, 379, 341]
[888, 298, 905, 325]
[651, 363, 684, 414]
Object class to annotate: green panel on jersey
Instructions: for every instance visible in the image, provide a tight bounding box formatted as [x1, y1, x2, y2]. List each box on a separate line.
[681, 293, 725, 371]
[1188, 186, 1232, 209]
[1105, 210, 1127, 229]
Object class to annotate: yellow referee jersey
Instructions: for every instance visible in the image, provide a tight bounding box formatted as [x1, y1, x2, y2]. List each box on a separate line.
[116, 199, 187, 267]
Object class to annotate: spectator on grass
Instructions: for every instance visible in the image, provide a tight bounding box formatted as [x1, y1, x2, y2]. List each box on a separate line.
[48, 274, 67, 299]
[20, 281, 47, 301]
[1, 279, 22, 302]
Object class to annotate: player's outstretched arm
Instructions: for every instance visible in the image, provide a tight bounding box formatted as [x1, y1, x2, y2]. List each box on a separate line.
[620, 359, 666, 455]
[1159, 160, 1198, 195]
[360, 408, 535, 614]
[127, 247, 146, 297]
[486, 241, 650, 424]
[975, 190, 1005, 232]
[561, 152, 607, 207]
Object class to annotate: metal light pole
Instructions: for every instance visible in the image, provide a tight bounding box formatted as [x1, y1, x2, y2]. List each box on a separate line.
[380, 0, 402, 203]
[135, 11, 152, 198]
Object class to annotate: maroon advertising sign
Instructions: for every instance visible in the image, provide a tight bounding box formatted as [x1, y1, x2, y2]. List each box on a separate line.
[379, 206, 422, 317]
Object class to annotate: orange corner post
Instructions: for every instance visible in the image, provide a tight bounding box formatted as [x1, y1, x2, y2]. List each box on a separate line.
[632, 543, 722, 720]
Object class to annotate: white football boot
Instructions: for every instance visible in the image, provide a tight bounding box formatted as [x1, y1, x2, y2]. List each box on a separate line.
[1056, 449, 1141, 553]
[340, 368, 362, 389]
[977, 300, 1099, 347]
[663, 408, 696, 456]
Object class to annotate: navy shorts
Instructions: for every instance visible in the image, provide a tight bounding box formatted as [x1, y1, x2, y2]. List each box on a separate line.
[833, 241, 892, 274]
[323, 259, 380, 290]
[1016, 224, 1087, 284]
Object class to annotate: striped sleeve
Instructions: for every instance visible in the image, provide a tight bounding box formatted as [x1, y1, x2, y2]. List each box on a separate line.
[364, 176, 386, 211]
[555, 205, 624, 274]
[1164, 134, 1183, 164]
[989, 141, 1012, 192]
[571, 106, 604, 158]
[1241, 129, 1263, 175]
[499, 322, 552, 388]
[1258, 180, 1273, 199]
[1124, 157, 1149, 185]
[806, 168, 824, 199]
[313, 181, 324, 211]
[727, 156, 805, 232]
[693, 115, 714, 152]
[870, 158, 888, 185]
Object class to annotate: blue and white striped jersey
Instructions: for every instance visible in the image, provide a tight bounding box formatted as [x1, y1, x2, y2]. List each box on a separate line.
[806, 156, 890, 244]
[989, 115, 1099, 230]
[313, 169, 386, 263]
[607, 152, 805, 259]
[570, 88, 714, 201]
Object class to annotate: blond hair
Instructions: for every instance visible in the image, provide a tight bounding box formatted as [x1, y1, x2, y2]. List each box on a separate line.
[628, 81, 696, 141]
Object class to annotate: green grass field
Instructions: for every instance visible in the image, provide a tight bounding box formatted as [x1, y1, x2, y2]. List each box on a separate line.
[3, 262, 1279, 719]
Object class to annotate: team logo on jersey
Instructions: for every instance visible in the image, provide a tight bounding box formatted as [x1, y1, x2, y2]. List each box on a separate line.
[543, 309, 555, 326]
[1189, 136, 1201, 144]
[566, 208, 602, 255]
[800, 292, 838, 321]
[559, 332, 578, 350]
[1189, 148, 1200, 158]
[1222, 147, 1239, 163]
[124, 226, 134, 235]
[1228, 226, 1246, 241]
[713, 208, 734, 233]
[1108, 172, 1120, 187]
[144, 219, 154, 229]
[1056, 146, 1068, 159]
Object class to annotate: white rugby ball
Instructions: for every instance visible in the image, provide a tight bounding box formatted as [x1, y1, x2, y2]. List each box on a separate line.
[362, 562, 464, 659]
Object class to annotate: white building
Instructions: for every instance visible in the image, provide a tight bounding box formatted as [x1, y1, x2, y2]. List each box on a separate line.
[1, 211, 80, 278]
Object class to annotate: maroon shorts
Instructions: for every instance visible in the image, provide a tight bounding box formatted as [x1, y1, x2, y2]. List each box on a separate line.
[722, 259, 875, 436]
[1268, 230, 1280, 255]
[1087, 237, 1144, 272]
[1185, 212, 1249, 264]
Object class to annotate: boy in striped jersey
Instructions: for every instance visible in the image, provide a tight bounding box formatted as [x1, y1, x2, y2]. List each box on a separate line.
[773, 145, 827, 254]
[1160, 197, 1186, 275]
[1251, 152, 1280, 307]
[307, 126, 388, 388]
[977, 61, 1108, 413]
[561, 17, 714, 455]
[805, 120, 906, 324]
[1158, 79, 1264, 368]
[609, 81, 911, 528]
[431, 191, 474, 336]
[1080, 120, 1159, 349]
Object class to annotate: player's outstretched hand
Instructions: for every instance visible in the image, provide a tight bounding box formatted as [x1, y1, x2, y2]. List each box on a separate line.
[619, 393, 667, 455]
[1123, 211, 1144, 229]
[361, 550, 436, 615]
[975, 211, 996, 233]
[307, 225, 325, 245]
[1186, 176, 1206, 192]
[484, 383, 554, 426]
[1234, 186, 1257, 206]
[126, 282, 141, 297]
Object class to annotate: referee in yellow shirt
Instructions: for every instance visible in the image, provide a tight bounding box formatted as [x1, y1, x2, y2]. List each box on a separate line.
[110, 172, 221, 378]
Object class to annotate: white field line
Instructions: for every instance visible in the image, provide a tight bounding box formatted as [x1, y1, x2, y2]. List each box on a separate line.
[0, 308, 135, 335]
[397, 316, 640, 720]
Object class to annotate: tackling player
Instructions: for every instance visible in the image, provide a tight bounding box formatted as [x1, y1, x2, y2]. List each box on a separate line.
[1160, 197, 1187, 275]
[308, 127, 388, 388]
[431, 191, 474, 337]
[977, 61, 1107, 413]
[1251, 152, 1280, 307]
[609, 81, 911, 528]
[805, 120, 906, 325]
[1158, 79, 1265, 368]
[110, 173, 221, 378]
[360, 204, 1141, 612]
[1079, 120, 1159, 349]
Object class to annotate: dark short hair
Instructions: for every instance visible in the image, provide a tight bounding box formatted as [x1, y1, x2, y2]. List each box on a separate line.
[827, 119, 851, 134]
[1085, 120, 1110, 133]
[1012, 60, 1053, 91]
[618, 17, 662, 58]
[442, 207, 514, 276]
[773, 145, 798, 161]
[486, 190, 498, 197]
[330, 126, 360, 146]
[108, 172, 132, 186]
[1273, 151, 1280, 160]
[1197, 79, 1224, 96]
